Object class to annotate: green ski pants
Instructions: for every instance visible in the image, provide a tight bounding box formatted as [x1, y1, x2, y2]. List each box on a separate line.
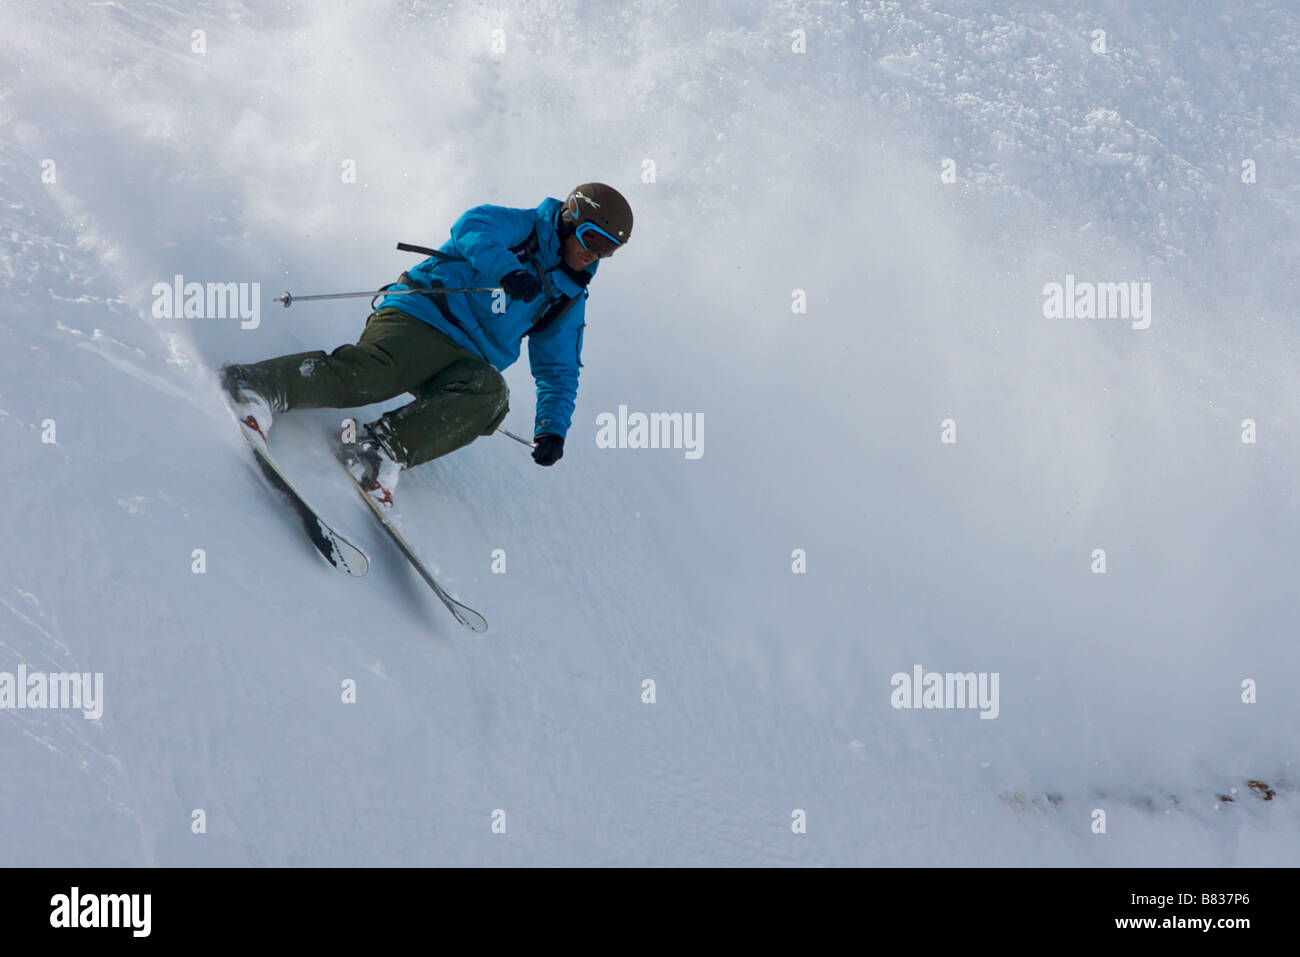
[226, 307, 509, 467]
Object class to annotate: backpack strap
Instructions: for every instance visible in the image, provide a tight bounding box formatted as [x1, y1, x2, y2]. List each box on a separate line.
[396, 229, 540, 265]
[528, 262, 593, 337]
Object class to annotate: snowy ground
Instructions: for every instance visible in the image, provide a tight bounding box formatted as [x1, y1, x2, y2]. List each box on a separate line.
[1, 0, 1297, 865]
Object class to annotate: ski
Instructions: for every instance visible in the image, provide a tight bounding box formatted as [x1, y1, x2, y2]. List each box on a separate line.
[226, 408, 370, 576]
[334, 448, 488, 632]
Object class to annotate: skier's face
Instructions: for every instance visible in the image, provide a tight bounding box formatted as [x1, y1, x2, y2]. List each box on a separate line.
[563, 233, 599, 271]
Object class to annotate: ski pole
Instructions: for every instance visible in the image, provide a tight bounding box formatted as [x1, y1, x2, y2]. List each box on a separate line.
[275, 286, 500, 308]
[496, 427, 537, 448]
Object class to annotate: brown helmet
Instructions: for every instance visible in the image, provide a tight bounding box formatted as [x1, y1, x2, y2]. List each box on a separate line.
[561, 183, 633, 253]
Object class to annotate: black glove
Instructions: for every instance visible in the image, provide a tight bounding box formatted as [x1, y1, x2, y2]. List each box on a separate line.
[499, 269, 542, 303]
[532, 433, 564, 466]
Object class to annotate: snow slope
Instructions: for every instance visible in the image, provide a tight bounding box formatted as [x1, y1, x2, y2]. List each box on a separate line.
[1, 0, 1297, 865]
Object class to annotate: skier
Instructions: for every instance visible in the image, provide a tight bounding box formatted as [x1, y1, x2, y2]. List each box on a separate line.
[221, 183, 632, 506]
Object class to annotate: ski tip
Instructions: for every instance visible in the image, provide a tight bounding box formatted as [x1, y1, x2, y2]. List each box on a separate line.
[454, 608, 489, 633]
[333, 550, 370, 576]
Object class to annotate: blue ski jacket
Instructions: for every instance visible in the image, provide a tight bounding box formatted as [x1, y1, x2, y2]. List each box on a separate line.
[379, 197, 595, 439]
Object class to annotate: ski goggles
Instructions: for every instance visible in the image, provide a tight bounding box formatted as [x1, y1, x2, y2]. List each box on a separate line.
[574, 221, 623, 257]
